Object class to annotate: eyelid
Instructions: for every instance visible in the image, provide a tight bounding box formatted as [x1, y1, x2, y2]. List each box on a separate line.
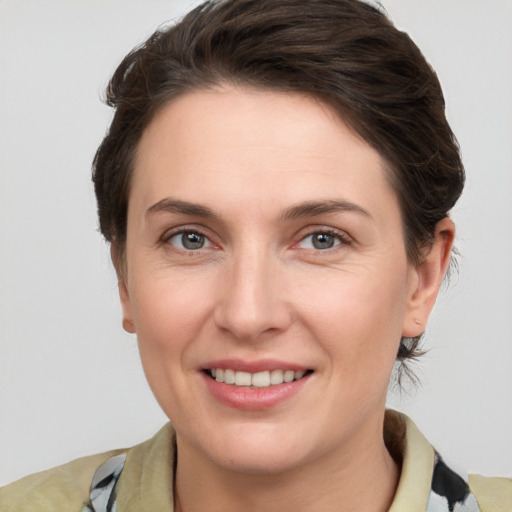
[170, 232, 212, 250]
[161, 225, 216, 250]
[294, 227, 353, 250]
[159, 224, 352, 252]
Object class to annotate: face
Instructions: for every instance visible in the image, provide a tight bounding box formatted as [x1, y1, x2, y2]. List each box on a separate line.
[119, 87, 434, 475]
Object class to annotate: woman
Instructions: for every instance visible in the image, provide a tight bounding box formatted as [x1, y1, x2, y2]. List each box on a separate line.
[1, 0, 510, 510]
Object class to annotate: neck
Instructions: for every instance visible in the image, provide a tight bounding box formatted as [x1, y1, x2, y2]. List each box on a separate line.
[174, 417, 400, 512]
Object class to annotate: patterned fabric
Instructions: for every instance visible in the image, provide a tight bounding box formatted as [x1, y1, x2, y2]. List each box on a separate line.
[81, 450, 482, 512]
[82, 453, 126, 512]
[426, 453, 481, 512]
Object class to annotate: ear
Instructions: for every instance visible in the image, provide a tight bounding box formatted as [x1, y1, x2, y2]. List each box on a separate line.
[110, 244, 136, 334]
[402, 218, 455, 337]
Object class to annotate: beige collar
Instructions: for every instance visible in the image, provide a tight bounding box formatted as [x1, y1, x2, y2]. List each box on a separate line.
[115, 410, 435, 512]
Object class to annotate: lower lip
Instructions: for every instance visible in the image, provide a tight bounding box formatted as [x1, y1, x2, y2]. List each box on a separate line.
[202, 372, 311, 411]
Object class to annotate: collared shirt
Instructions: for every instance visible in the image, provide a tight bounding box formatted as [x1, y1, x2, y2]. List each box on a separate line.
[1, 411, 510, 511]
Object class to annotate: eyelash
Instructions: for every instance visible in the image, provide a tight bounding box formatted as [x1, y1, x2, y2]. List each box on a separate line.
[161, 227, 352, 253]
[162, 227, 213, 252]
[296, 228, 352, 252]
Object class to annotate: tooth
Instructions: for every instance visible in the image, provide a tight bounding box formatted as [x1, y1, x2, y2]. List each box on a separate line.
[214, 368, 305, 387]
[270, 369, 284, 385]
[252, 371, 270, 387]
[284, 370, 295, 383]
[224, 369, 235, 384]
[235, 371, 252, 386]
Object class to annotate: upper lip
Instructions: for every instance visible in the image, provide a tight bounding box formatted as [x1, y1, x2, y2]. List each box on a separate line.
[201, 358, 310, 373]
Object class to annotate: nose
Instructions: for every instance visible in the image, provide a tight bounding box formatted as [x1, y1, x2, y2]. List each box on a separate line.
[213, 248, 292, 342]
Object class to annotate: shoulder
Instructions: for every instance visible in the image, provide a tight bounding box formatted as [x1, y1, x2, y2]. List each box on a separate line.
[469, 474, 512, 512]
[428, 453, 512, 512]
[0, 450, 125, 512]
[385, 410, 512, 512]
[0, 423, 175, 512]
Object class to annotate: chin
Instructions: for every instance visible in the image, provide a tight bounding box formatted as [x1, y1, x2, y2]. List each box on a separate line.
[214, 445, 305, 475]
[206, 422, 317, 475]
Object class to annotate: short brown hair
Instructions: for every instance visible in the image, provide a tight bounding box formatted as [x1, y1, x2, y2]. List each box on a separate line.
[92, 0, 464, 369]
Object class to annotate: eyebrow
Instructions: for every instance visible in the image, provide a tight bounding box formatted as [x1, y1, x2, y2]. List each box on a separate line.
[146, 198, 371, 221]
[281, 200, 372, 221]
[146, 198, 217, 219]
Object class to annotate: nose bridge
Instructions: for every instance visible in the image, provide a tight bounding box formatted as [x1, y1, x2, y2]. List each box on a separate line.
[214, 241, 290, 341]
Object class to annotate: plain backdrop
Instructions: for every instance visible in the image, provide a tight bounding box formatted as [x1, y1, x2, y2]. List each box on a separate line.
[1, 0, 511, 486]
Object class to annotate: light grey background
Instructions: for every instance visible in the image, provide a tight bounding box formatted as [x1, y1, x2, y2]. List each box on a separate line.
[1, 0, 511, 485]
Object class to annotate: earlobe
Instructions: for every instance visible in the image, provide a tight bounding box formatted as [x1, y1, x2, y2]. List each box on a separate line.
[118, 280, 136, 334]
[110, 244, 136, 334]
[402, 218, 455, 338]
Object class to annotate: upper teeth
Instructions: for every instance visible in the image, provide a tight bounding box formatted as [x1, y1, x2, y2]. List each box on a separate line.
[210, 369, 306, 387]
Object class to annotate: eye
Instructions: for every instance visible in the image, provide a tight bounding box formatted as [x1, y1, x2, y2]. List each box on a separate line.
[167, 230, 211, 251]
[299, 231, 346, 250]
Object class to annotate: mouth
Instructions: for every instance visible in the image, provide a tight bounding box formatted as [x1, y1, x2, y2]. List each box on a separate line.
[201, 361, 314, 410]
[204, 368, 314, 388]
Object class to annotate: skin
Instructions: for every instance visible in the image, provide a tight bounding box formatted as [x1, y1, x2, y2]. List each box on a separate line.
[116, 87, 454, 512]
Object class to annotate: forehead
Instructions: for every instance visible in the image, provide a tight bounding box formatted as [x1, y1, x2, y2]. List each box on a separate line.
[130, 86, 399, 222]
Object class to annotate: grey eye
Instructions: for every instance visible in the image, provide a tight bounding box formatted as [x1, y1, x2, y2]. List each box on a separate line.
[311, 233, 336, 249]
[182, 232, 205, 249]
[299, 232, 342, 250]
[168, 231, 209, 250]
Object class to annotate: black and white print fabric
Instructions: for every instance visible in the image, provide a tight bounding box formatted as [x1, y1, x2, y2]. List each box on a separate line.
[82, 451, 482, 511]
[426, 453, 481, 512]
[81, 453, 126, 512]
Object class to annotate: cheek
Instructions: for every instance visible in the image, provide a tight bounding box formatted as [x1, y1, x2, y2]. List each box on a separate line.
[296, 267, 407, 373]
[129, 270, 215, 362]
[127, 271, 218, 418]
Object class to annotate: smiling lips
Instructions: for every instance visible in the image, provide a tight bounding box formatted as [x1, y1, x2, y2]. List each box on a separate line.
[202, 363, 313, 410]
[209, 368, 308, 388]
